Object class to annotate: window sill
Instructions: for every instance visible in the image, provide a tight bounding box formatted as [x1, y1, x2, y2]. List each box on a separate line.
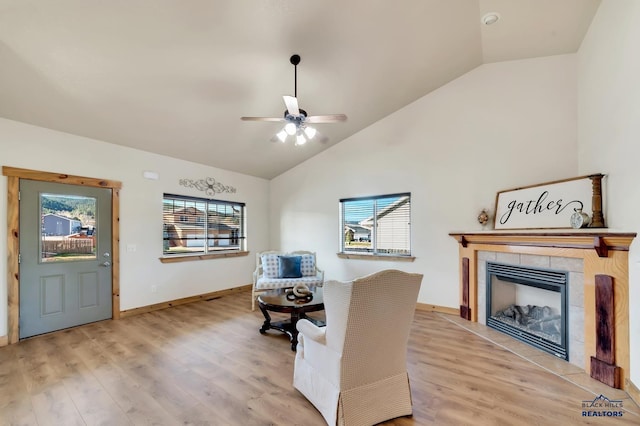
[159, 250, 249, 263]
[336, 252, 415, 262]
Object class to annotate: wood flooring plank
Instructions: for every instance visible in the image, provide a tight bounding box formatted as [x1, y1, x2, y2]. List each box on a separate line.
[36, 330, 132, 426]
[65, 327, 178, 425]
[0, 346, 38, 426]
[0, 290, 638, 426]
[29, 383, 85, 426]
[87, 321, 211, 421]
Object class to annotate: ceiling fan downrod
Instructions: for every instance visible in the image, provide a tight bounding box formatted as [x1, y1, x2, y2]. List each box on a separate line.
[290, 54, 300, 98]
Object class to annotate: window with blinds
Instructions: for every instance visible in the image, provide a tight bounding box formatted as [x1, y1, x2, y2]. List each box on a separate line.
[162, 194, 246, 256]
[340, 192, 411, 256]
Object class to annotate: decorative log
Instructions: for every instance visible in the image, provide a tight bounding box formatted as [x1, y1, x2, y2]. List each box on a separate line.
[460, 257, 471, 320]
[590, 274, 621, 388]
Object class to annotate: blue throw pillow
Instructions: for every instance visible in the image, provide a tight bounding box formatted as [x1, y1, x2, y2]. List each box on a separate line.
[279, 255, 302, 278]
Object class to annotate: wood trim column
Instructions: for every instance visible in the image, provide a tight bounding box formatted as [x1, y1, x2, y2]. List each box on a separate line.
[590, 174, 605, 228]
[112, 187, 121, 320]
[6, 176, 20, 344]
[460, 257, 471, 320]
[457, 243, 477, 322]
[583, 250, 630, 390]
[590, 274, 621, 388]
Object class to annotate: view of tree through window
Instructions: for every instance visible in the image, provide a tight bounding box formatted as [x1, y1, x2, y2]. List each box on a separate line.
[340, 193, 411, 256]
[163, 194, 245, 255]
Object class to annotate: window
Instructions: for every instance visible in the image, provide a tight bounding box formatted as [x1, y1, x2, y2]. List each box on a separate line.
[40, 193, 97, 262]
[340, 192, 411, 256]
[163, 193, 246, 256]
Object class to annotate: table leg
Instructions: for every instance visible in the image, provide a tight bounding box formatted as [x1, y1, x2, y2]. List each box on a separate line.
[259, 305, 272, 334]
[290, 311, 301, 351]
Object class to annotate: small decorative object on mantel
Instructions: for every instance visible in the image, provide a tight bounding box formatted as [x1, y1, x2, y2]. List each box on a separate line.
[570, 207, 591, 229]
[179, 177, 236, 196]
[493, 174, 606, 230]
[477, 209, 490, 227]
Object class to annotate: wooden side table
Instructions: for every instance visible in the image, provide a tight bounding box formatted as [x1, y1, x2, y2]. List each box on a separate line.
[258, 288, 325, 351]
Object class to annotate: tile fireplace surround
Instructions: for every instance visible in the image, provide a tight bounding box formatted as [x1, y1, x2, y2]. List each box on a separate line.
[449, 230, 636, 394]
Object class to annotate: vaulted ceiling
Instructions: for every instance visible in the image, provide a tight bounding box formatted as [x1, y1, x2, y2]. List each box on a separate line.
[0, 0, 600, 179]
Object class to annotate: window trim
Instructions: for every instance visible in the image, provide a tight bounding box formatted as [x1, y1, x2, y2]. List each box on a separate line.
[162, 193, 246, 260]
[339, 192, 412, 258]
[336, 252, 415, 262]
[159, 250, 249, 263]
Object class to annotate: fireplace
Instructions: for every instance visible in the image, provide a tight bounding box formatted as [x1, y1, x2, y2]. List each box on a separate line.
[486, 262, 568, 360]
[450, 231, 636, 391]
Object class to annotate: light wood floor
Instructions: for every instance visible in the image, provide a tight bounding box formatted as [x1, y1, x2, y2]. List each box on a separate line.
[1, 291, 638, 425]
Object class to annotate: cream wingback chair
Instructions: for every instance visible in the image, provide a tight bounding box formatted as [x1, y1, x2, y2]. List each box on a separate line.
[293, 269, 423, 426]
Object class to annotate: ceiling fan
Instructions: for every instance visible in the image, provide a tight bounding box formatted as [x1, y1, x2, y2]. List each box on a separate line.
[241, 54, 347, 145]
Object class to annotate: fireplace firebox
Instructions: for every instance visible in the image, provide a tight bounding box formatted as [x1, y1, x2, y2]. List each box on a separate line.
[486, 262, 568, 360]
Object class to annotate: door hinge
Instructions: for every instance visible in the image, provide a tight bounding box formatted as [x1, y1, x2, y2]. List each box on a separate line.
[18, 253, 21, 264]
[18, 190, 21, 201]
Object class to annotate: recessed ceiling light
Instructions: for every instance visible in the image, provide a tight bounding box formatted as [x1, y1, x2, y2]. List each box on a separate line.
[482, 12, 501, 26]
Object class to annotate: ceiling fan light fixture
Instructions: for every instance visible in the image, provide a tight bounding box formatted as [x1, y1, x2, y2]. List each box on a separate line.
[284, 122, 297, 135]
[241, 54, 347, 145]
[276, 130, 288, 142]
[304, 126, 317, 140]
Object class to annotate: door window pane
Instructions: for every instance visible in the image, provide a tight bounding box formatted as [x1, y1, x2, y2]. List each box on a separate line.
[40, 193, 97, 262]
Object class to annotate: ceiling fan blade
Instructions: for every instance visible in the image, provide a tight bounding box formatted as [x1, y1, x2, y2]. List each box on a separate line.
[240, 116, 286, 122]
[305, 114, 347, 123]
[283, 96, 300, 116]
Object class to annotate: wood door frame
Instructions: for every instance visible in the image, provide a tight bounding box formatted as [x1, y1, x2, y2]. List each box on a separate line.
[3, 166, 122, 344]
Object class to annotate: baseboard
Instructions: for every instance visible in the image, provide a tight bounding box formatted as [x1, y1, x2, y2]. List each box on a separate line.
[629, 379, 640, 408]
[416, 303, 459, 316]
[120, 284, 252, 318]
[0, 335, 8, 347]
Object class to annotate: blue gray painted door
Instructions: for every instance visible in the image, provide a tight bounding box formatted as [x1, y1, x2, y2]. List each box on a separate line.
[19, 180, 112, 338]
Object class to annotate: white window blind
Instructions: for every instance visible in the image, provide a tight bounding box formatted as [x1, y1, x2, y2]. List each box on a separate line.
[340, 192, 411, 256]
[163, 194, 245, 256]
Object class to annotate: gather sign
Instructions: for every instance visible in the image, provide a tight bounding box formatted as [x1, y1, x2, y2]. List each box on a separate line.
[493, 174, 605, 230]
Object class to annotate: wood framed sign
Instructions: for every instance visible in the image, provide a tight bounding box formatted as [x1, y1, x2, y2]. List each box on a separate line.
[493, 174, 605, 230]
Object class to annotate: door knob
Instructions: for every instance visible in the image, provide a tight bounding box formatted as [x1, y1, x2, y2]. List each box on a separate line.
[100, 261, 111, 267]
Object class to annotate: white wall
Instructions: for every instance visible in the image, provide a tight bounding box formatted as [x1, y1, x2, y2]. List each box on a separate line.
[270, 54, 578, 307]
[0, 118, 270, 337]
[578, 0, 640, 388]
